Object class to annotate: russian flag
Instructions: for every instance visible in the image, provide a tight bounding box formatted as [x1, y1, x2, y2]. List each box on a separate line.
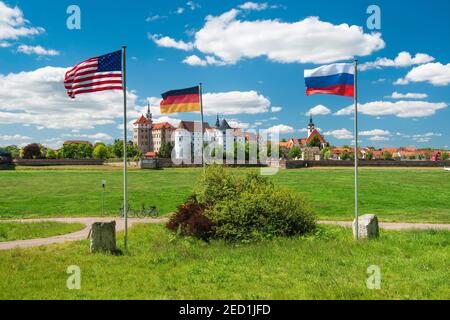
[304, 63, 355, 98]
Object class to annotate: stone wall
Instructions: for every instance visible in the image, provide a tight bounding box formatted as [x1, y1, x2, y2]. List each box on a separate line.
[282, 159, 450, 169]
[139, 158, 267, 169]
[13, 159, 105, 166]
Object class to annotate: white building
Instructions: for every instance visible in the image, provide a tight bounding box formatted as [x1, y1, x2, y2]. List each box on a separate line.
[173, 117, 245, 161]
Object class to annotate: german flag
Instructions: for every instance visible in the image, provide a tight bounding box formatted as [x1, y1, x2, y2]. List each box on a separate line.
[160, 86, 200, 114]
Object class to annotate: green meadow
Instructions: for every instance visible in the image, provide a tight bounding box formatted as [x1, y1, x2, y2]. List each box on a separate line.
[0, 166, 449, 223]
[0, 221, 84, 242]
[0, 224, 448, 300]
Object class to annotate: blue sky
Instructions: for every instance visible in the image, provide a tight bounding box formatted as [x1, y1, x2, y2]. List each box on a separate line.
[0, 0, 449, 149]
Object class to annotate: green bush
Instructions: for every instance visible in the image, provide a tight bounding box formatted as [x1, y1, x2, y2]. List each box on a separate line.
[206, 183, 316, 241]
[179, 165, 316, 242]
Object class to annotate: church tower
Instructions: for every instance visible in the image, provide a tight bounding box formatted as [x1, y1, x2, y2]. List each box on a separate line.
[133, 103, 153, 154]
[307, 115, 315, 137]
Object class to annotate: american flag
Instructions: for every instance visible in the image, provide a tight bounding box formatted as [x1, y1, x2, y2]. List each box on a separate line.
[64, 50, 123, 98]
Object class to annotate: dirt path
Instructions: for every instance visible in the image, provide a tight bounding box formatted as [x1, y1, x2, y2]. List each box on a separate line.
[0, 217, 168, 251]
[0, 217, 448, 251]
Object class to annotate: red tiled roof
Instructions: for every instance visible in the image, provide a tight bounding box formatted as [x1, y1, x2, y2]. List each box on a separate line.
[134, 115, 152, 125]
[63, 140, 92, 146]
[152, 122, 174, 130]
[307, 129, 326, 143]
[177, 121, 210, 132]
[144, 151, 157, 158]
[382, 148, 398, 153]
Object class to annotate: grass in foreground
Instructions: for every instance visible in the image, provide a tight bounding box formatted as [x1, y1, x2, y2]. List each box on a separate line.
[0, 222, 85, 242]
[0, 224, 448, 299]
[0, 166, 449, 223]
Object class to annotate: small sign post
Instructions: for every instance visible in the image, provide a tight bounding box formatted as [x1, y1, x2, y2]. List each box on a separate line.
[101, 180, 106, 216]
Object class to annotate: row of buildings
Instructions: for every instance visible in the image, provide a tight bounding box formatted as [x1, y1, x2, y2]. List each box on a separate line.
[133, 104, 247, 159]
[132, 108, 448, 161]
[132, 107, 330, 160]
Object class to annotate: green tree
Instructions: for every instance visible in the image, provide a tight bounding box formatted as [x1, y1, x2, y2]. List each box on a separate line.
[77, 143, 93, 159]
[93, 144, 109, 159]
[442, 152, 449, 161]
[288, 146, 301, 159]
[341, 150, 350, 160]
[4, 145, 20, 159]
[22, 143, 42, 159]
[383, 151, 393, 160]
[307, 135, 322, 148]
[320, 147, 330, 159]
[158, 142, 173, 158]
[366, 150, 374, 160]
[45, 148, 57, 159]
[112, 139, 124, 158]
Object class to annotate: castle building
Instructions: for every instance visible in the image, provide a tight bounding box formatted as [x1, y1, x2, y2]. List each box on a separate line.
[133, 103, 174, 156]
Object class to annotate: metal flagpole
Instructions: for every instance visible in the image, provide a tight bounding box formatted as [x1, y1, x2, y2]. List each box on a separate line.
[122, 46, 128, 250]
[354, 59, 359, 240]
[199, 83, 205, 173]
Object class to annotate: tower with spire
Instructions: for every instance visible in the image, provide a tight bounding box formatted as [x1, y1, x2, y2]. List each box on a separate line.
[307, 114, 315, 137]
[146, 100, 152, 122]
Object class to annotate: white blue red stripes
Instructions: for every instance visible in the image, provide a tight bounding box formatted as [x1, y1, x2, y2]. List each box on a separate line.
[64, 50, 123, 98]
[304, 63, 355, 98]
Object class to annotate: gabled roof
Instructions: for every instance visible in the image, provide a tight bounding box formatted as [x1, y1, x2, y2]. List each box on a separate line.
[134, 115, 151, 125]
[152, 122, 174, 130]
[144, 151, 157, 158]
[218, 119, 232, 130]
[307, 129, 326, 143]
[63, 140, 92, 146]
[177, 121, 210, 132]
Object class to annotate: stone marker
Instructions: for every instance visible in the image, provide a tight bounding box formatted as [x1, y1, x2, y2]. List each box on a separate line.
[90, 221, 117, 253]
[353, 214, 380, 240]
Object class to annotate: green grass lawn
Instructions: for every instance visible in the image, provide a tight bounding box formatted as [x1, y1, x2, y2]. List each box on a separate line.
[0, 224, 448, 300]
[0, 221, 85, 242]
[0, 166, 449, 223]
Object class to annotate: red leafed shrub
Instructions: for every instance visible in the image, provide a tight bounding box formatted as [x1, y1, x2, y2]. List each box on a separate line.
[166, 196, 213, 241]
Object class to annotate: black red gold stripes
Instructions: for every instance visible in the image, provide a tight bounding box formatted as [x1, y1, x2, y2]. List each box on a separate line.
[160, 86, 200, 114]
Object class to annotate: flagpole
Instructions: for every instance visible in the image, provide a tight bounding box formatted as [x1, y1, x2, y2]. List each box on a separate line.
[199, 83, 205, 172]
[354, 59, 359, 240]
[122, 46, 128, 250]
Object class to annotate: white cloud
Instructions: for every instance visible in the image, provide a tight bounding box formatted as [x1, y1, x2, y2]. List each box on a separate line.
[388, 91, 428, 99]
[359, 129, 390, 136]
[17, 44, 59, 56]
[335, 100, 447, 118]
[62, 132, 113, 142]
[0, 134, 31, 142]
[411, 133, 442, 143]
[360, 51, 434, 71]
[0, 41, 11, 47]
[239, 2, 269, 11]
[262, 124, 294, 134]
[153, 116, 182, 127]
[158, 9, 384, 65]
[202, 90, 271, 115]
[0, 1, 45, 41]
[148, 34, 193, 51]
[227, 119, 250, 129]
[395, 62, 450, 86]
[176, 7, 185, 14]
[145, 90, 272, 117]
[0, 66, 140, 130]
[368, 136, 389, 141]
[271, 106, 282, 113]
[324, 128, 353, 140]
[182, 54, 226, 66]
[307, 105, 331, 116]
[145, 15, 167, 22]
[186, 1, 201, 10]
